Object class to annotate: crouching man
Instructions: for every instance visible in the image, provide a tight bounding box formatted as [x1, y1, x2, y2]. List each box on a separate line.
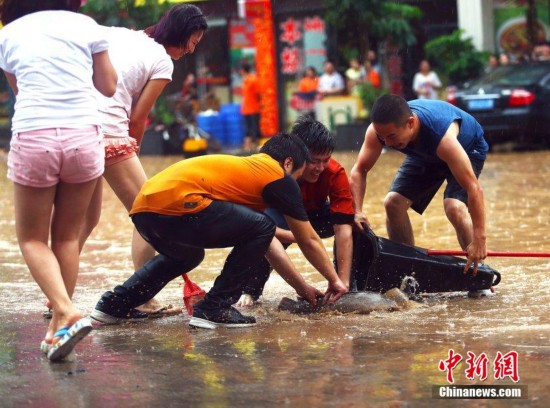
[91, 133, 348, 329]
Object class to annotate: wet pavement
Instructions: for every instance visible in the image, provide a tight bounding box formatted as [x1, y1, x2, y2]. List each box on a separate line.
[1, 150, 549, 407]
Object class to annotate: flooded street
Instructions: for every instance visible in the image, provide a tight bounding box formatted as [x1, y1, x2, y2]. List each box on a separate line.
[1, 149, 549, 407]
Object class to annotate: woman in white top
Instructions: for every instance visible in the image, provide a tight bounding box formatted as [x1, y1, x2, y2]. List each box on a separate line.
[79, 4, 207, 319]
[412, 59, 442, 100]
[0, 0, 117, 360]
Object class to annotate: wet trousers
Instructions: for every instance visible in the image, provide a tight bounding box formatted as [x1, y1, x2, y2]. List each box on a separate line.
[102, 200, 276, 312]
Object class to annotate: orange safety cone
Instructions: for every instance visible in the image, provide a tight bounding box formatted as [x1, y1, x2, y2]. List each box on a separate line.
[182, 273, 206, 316]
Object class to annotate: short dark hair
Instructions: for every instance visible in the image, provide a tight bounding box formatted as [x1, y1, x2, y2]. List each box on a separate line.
[371, 94, 412, 126]
[146, 4, 207, 48]
[260, 133, 311, 172]
[1, 0, 81, 25]
[240, 62, 252, 73]
[291, 115, 335, 155]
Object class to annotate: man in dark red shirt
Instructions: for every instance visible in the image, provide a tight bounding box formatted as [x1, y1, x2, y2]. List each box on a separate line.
[237, 115, 355, 306]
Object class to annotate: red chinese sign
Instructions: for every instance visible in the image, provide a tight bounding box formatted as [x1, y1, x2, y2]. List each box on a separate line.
[250, 0, 278, 137]
[278, 15, 326, 75]
[439, 349, 520, 384]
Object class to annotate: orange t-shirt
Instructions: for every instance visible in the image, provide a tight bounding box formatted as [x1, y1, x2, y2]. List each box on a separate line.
[298, 76, 319, 93]
[241, 73, 261, 115]
[365, 70, 380, 88]
[130, 153, 284, 216]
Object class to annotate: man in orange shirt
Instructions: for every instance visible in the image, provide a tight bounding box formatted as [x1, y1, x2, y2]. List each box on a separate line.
[240, 61, 261, 151]
[91, 133, 348, 329]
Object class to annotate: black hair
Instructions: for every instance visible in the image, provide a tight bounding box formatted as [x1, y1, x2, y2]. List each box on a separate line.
[1, 0, 81, 25]
[260, 133, 311, 172]
[145, 4, 207, 48]
[291, 114, 335, 155]
[305, 66, 317, 76]
[371, 94, 412, 126]
[240, 62, 252, 73]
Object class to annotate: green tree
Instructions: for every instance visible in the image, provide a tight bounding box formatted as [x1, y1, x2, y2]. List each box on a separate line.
[322, 0, 422, 61]
[424, 30, 489, 86]
[81, 0, 170, 28]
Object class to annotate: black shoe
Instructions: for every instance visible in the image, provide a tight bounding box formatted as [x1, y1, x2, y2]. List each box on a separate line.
[189, 304, 256, 329]
[90, 295, 148, 325]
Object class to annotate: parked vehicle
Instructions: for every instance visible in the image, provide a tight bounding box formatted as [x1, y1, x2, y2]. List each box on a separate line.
[446, 62, 550, 148]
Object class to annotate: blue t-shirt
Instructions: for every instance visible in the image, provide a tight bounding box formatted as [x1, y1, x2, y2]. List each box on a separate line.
[396, 100, 488, 164]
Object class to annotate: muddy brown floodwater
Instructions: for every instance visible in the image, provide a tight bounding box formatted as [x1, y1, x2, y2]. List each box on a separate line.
[1, 149, 549, 407]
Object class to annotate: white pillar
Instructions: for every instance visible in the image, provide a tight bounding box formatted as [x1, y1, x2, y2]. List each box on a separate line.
[457, 0, 495, 52]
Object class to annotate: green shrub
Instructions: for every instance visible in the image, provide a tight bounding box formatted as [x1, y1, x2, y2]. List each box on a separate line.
[424, 30, 489, 85]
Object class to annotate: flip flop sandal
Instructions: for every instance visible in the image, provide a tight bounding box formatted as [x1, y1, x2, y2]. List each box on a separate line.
[42, 308, 53, 319]
[40, 340, 51, 355]
[47, 318, 93, 361]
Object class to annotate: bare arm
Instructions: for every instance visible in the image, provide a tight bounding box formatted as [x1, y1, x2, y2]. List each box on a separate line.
[92, 50, 118, 97]
[129, 78, 171, 146]
[274, 227, 296, 244]
[264, 237, 323, 306]
[436, 121, 487, 273]
[333, 223, 353, 289]
[285, 216, 348, 302]
[3, 71, 18, 95]
[349, 124, 384, 230]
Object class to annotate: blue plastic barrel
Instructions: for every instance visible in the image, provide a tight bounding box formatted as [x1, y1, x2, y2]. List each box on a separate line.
[197, 112, 226, 145]
[219, 104, 245, 148]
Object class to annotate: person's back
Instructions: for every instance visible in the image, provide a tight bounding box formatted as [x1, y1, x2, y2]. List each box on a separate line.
[97, 26, 173, 137]
[401, 99, 488, 163]
[131, 153, 284, 216]
[241, 71, 261, 114]
[1, 11, 108, 131]
[240, 62, 262, 150]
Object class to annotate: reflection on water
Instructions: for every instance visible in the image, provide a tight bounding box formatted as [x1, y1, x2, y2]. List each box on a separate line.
[1, 150, 549, 406]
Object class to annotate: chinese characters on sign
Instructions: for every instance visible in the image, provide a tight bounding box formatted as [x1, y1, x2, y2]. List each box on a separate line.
[438, 349, 520, 384]
[278, 16, 326, 76]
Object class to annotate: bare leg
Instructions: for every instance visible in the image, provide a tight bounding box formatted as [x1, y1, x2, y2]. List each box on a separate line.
[384, 192, 415, 246]
[444, 197, 473, 250]
[79, 178, 103, 252]
[242, 136, 253, 151]
[14, 180, 97, 342]
[103, 156, 165, 312]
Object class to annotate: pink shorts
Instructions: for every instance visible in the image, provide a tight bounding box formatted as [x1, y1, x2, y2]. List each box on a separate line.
[7, 126, 104, 187]
[104, 136, 139, 167]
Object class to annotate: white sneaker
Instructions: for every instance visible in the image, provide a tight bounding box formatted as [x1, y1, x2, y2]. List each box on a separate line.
[468, 288, 495, 298]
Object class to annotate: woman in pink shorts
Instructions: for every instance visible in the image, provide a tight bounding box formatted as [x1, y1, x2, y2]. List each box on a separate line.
[0, 0, 117, 360]
[79, 4, 207, 319]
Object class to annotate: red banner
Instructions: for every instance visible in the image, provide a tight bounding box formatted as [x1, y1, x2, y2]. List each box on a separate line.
[251, 0, 278, 137]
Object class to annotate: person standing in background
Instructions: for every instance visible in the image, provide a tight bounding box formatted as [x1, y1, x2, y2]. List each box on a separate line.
[345, 58, 363, 97]
[317, 61, 345, 99]
[362, 60, 380, 89]
[240, 61, 262, 152]
[298, 66, 319, 94]
[412, 59, 442, 100]
[365, 49, 381, 74]
[0, 0, 117, 360]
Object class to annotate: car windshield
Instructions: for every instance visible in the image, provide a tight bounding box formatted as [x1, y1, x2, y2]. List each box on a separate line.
[468, 64, 550, 88]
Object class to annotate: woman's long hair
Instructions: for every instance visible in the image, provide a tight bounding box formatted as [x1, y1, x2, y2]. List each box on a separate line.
[145, 4, 207, 48]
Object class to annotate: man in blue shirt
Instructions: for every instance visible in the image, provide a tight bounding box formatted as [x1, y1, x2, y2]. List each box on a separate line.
[349, 94, 489, 290]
